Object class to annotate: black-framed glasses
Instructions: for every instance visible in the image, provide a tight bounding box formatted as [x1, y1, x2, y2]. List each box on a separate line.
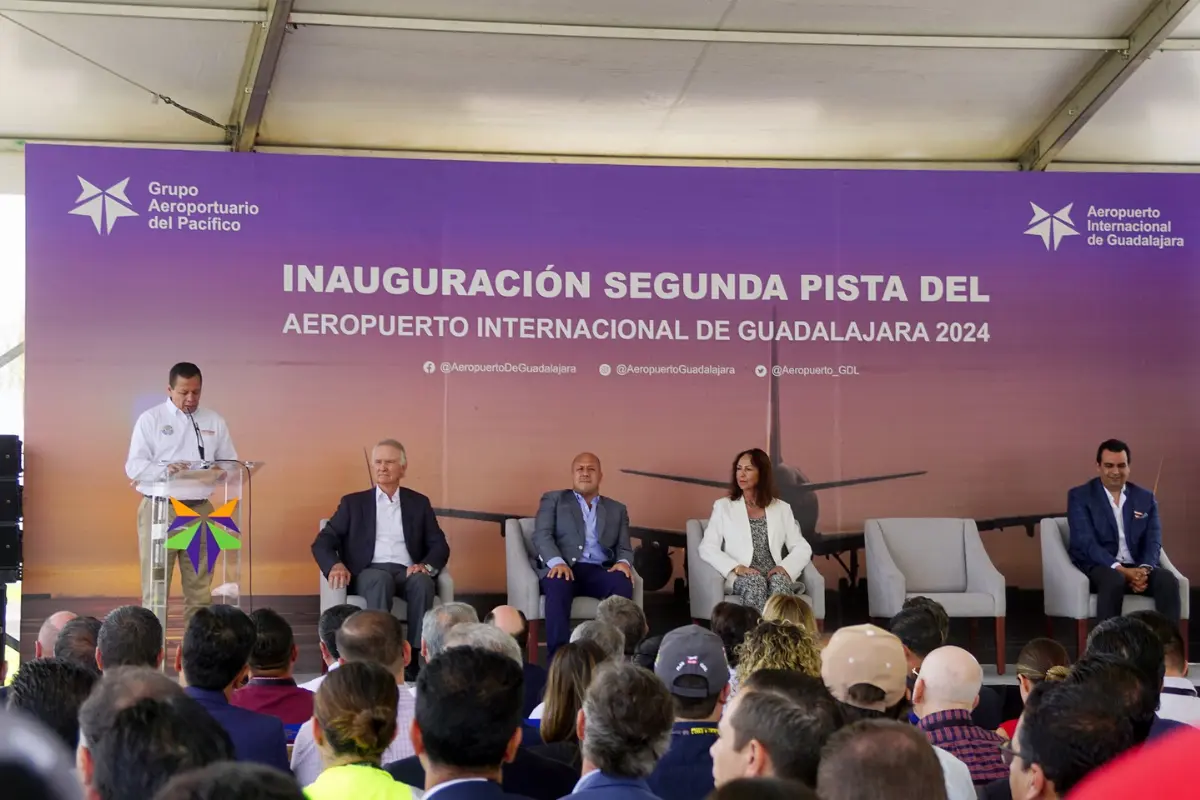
[998, 740, 1026, 767]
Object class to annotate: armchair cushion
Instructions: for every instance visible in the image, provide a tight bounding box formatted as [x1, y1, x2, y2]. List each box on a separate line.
[686, 518, 824, 621]
[316, 519, 454, 614]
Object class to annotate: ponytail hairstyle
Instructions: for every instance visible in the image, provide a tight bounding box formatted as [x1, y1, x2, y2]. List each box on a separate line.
[1015, 638, 1072, 686]
[313, 660, 399, 763]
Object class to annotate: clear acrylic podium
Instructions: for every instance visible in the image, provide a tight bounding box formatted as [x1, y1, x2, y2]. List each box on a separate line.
[143, 460, 263, 651]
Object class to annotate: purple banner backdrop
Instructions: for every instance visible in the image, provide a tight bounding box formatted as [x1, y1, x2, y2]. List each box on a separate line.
[23, 144, 1200, 598]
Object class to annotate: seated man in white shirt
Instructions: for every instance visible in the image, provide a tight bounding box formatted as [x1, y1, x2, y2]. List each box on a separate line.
[1128, 610, 1199, 726]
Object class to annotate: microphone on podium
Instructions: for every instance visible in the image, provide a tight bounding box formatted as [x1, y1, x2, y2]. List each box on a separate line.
[187, 412, 206, 461]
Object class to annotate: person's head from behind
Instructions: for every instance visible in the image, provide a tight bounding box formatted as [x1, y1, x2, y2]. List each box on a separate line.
[90, 696, 233, 800]
[484, 605, 529, 653]
[711, 670, 842, 789]
[36, 611, 77, 659]
[578, 661, 674, 779]
[167, 362, 203, 413]
[442, 622, 524, 667]
[1015, 638, 1071, 701]
[570, 619, 625, 663]
[54, 616, 102, 674]
[596, 596, 648, 656]
[316, 604, 359, 668]
[911, 645, 983, 719]
[541, 640, 605, 744]
[312, 660, 399, 768]
[761, 595, 816, 635]
[817, 719, 948, 800]
[888, 605, 943, 673]
[150, 762, 305, 800]
[653, 625, 729, 723]
[1008, 679, 1136, 800]
[632, 634, 663, 671]
[710, 603, 760, 671]
[97, 606, 164, 671]
[420, 602, 478, 662]
[247, 608, 296, 678]
[729, 448, 776, 508]
[1065, 654, 1158, 743]
[820, 624, 911, 723]
[736, 620, 821, 683]
[77, 667, 185, 788]
[1126, 609, 1187, 677]
[1085, 615, 1165, 690]
[413, 646, 525, 779]
[337, 610, 411, 678]
[180, 605, 256, 691]
[0, 708, 86, 800]
[706, 777, 818, 800]
[901, 596, 949, 645]
[7, 658, 98, 751]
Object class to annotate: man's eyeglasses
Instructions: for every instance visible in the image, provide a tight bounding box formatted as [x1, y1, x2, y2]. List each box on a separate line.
[998, 740, 1026, 768]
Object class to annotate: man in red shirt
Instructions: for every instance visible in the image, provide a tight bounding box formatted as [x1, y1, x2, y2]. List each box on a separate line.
[230, 608, 313, 742]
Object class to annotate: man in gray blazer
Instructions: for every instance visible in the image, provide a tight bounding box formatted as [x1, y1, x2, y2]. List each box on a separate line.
[533, 452, 634, 659]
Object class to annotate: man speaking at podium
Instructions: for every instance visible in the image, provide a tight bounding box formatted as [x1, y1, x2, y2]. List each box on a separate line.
[124, 362, 239, 622]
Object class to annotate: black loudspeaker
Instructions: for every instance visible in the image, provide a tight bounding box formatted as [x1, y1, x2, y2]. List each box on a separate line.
[0, 481, 19, 524]
[0, 524, 19, 571]
[0, 435, 19, 479]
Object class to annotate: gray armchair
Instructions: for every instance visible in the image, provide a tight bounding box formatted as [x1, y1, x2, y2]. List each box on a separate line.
[1040, 517, 1190, 657]
[865, 518, 1007, 673]
[685, 519, 825, 626]
[505, 517, 644, 663]
[316, 518, 455, 615]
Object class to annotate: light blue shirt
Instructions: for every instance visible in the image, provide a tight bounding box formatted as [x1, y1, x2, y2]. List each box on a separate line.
[546, 493, 628, 569]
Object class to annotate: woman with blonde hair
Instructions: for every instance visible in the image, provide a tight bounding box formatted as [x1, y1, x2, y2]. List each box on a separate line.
[304, 660, 411, 800]
[735, 619, 822, 685]
[762, 594, 817, 635]
[529, 639, 605, 772]
[997, 638, 1071, 739]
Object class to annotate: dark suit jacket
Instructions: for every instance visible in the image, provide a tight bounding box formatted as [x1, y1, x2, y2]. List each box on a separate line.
[531, 490, 632, 579]
[312, 487, 450, 578]
[412, 779, 534, 800]
[571, 773, 661, 800]
[183, 687, 289, 772]
[1067, 478, 1162, 571]
[385, 748, 574, 800]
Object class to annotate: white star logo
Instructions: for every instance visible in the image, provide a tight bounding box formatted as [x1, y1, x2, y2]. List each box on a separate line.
[1024, 202, 1079, 251]
[69, 176, 139, 234]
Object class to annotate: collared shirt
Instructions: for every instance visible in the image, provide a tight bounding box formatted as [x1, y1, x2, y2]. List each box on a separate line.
[373, 486, 412, 566]
[917, 708, 1008, 785]
[548, 493, 627, 570]
[230, 676, 313, 743]
[299, 661, 339, 693]
[125, 399, 237, 499]
[291, 679, 417, 786]
[573, 770, 604, 793]
[423, 778, 491, 799]
[1103, 483, 1134, 566]
[1159, 676, 1200, 727]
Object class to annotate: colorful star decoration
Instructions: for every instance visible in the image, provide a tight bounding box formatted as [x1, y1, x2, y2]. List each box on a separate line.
[164, 498, 241, 573]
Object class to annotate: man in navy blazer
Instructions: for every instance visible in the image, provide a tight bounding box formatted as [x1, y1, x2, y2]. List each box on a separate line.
[532, 453, 635, 659]
[178, 605, 290, 772]
[1067, 439, 1181, 623]
[312, 439, 450, 673]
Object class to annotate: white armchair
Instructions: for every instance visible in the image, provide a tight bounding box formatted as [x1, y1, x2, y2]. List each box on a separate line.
[865, 518, 1007, 673]
[1041, 517, 1190, 657]
[505, 517, 644, 663]
[685, 519, 825, 626]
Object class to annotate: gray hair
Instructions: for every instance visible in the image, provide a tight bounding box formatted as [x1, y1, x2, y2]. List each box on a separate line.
[571, 620, 625, 662]
[596, 596, 646, 655]
[374, 439, 407, 466]
[581, 661, 674, 778]
[77, 666, 184, 749]
[422, 602, 479, 659]
[443, 622, 523, 667]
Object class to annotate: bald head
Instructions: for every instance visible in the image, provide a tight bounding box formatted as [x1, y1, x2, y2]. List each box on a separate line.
[913, 646, 983, 716]
[571, 452, 602, 498]
[487, 606, 524, 637]
[36, 611, 77, 658]
[336, 610, 409, 677]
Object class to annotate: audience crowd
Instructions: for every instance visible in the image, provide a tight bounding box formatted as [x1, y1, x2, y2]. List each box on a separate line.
[2, 591, 1196, 800]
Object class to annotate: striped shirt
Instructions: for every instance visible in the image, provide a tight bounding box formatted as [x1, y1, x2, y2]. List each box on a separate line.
[918, 708, 1008, 785]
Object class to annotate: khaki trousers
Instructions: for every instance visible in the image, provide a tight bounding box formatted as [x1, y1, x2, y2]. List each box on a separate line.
[138, 496, 213, 622]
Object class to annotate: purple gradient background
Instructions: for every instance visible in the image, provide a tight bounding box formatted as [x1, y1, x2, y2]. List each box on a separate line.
[24, 145, 1200, 596]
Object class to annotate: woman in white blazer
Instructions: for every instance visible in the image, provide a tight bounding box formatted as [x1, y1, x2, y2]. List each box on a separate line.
[698, 447, 813, 612]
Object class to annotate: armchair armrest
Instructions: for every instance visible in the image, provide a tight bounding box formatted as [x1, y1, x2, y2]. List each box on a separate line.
[1158, 550, 1190, 620]
[505, 519, 542, 620]
[1041, 518, 1089, 620]
[435, 570, 455, 605]
[865, 520, 906, 618]
[801, 561, 825, 621]
[687, 519, 727, 620]
[964, 525, 1006, 616]
[319, 570, 347, 613]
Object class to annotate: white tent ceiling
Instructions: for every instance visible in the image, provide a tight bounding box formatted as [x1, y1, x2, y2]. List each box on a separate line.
[2, 0, 1200, 193]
